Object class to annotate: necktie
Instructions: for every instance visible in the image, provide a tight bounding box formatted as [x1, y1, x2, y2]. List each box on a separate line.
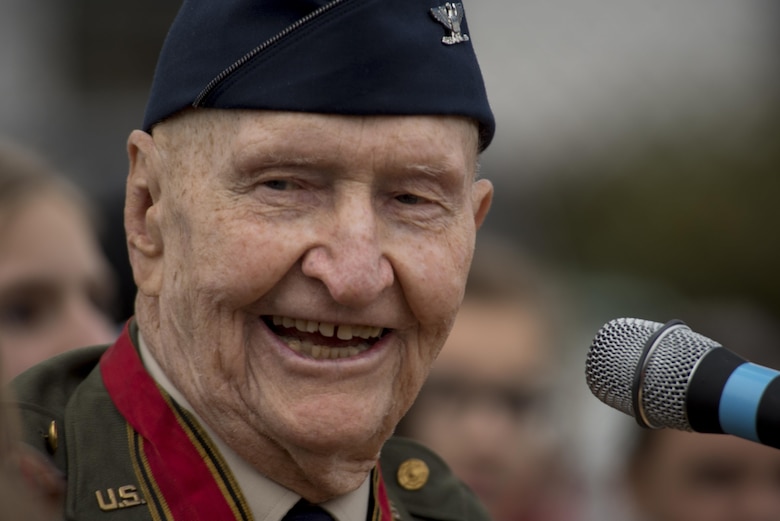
[282, 500, 335, 521]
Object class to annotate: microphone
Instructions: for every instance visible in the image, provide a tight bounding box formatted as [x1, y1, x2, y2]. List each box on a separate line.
[585, 317, 780, 449]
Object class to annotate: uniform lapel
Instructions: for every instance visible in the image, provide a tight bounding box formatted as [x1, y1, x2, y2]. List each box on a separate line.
[100, 324, 252, 521]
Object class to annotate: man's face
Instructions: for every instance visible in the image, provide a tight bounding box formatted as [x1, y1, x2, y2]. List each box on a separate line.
[630, 430, 780, 521]
[126, 110, 492, 499]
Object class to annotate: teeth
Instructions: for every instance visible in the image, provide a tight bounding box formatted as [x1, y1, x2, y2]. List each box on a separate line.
[319, 323, 335, 337]
[270, 316, 382, 340]
[284, 340, 370, 360]
[354, 326, 382, 339]
[268, 315, 384, 361]
[336, 325, 353, 340]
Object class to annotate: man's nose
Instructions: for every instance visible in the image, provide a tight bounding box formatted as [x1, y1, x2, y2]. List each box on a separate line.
[301, 200, 394, 307]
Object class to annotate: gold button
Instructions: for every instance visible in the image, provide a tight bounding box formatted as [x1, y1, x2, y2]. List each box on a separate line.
[45, 420, 58, 454]
[396, 458, 429, 491]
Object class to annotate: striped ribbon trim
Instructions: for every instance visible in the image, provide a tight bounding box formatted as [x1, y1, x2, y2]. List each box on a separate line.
[370, 463, 393, 521]
[100, 324, 251, 521]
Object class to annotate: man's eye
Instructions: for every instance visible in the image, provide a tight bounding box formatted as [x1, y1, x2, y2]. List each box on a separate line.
[395, 194, 423, 205]
[263, 179, 296, 191]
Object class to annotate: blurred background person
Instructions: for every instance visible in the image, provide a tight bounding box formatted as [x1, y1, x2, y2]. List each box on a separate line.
[625, 429, 780, 521]
[0, 403, 54, 520]
[621, 300, 780, 521]
[397, 235, 583, 521]
[0, 353, 64, 520]
[0, 139, 118, 382]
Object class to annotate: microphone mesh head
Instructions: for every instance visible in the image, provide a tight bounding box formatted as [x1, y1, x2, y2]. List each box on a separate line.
[585, 317, 721, 430]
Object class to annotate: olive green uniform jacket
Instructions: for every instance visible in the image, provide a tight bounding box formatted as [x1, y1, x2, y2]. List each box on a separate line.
[10, 322, 490, 521]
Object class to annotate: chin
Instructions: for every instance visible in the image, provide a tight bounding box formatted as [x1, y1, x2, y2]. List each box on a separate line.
[285, 413, 391, 459]
[281, 390, 400, 449]
[300, 465, 375, 503]
[284, 433, 383, 502]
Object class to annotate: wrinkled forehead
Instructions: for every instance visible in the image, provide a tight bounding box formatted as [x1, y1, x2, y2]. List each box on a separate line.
[155, 109, 480, 174]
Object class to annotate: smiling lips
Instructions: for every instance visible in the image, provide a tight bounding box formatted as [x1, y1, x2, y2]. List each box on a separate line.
[266, 315, 386, 360]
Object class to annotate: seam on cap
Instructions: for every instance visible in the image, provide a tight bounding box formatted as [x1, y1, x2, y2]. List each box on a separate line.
[193, 0, 357, 107]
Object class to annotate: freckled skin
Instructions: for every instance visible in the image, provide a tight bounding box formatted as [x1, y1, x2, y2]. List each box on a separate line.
[124, 109, 493, 502]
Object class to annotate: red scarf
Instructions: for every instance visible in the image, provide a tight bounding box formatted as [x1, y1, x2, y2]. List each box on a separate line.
[100, 323, 394, 521]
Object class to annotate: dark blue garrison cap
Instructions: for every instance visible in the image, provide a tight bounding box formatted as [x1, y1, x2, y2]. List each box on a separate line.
[143, 0, 495, 150]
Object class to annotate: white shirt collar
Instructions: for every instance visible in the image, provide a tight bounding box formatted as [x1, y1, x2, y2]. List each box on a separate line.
[137, 332, 370, 521]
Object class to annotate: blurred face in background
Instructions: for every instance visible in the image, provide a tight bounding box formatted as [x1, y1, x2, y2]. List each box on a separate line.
[628, 429, 780, 521]
[0, 189, 117, 381]
[400, 298, 562, 521]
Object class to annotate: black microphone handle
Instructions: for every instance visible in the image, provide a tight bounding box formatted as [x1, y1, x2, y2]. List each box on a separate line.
[687, 346, 780, 449]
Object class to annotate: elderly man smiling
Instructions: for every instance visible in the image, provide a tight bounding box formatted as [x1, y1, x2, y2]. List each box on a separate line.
[11, 1, 495, 520]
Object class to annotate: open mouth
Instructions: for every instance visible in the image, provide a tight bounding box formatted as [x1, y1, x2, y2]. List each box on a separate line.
[263, 315, 388, 360]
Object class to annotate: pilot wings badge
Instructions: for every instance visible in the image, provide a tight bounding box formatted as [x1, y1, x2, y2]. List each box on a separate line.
[430, 3, 470, 45]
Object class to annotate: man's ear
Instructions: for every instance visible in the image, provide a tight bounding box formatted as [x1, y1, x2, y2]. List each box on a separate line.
[125, 130, 164, 296]
[471, 178, 493, 230]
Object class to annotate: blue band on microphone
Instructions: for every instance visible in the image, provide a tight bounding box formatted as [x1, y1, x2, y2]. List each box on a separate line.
[719, 363, 779, 442]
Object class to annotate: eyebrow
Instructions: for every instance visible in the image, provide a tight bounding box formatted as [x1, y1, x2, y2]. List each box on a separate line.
[404, 162, 452, 177]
